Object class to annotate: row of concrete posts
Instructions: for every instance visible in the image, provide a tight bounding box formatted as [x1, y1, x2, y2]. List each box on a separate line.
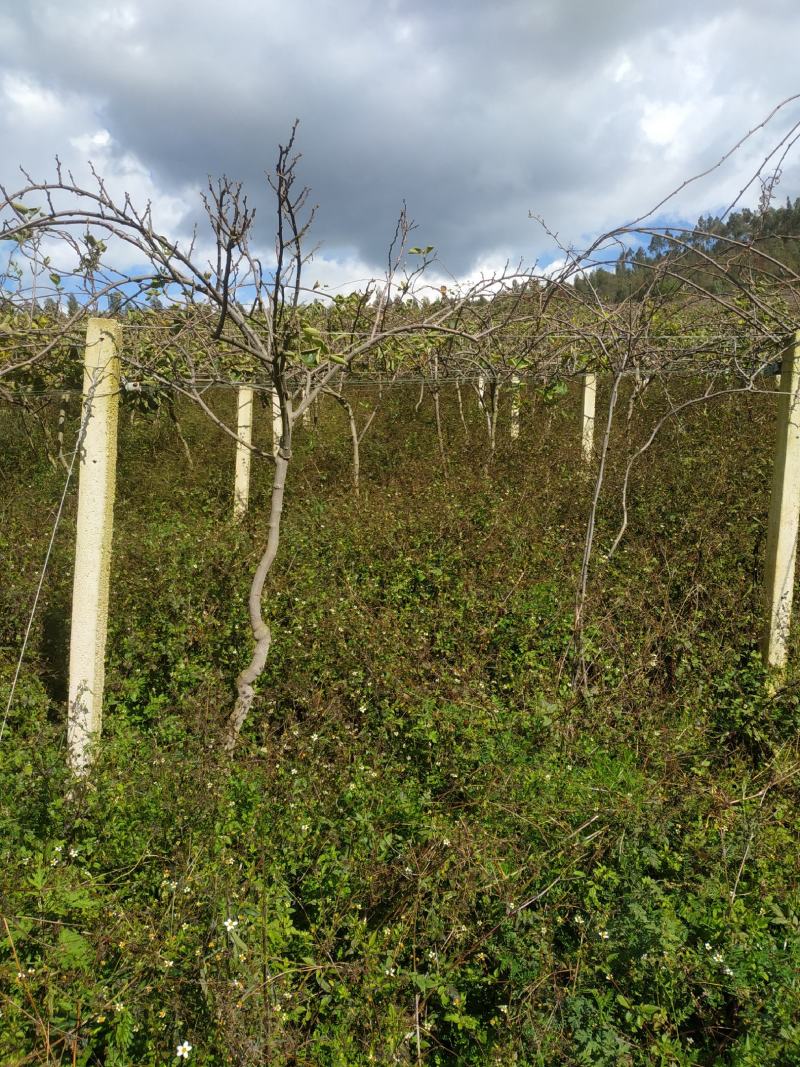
[64, 320, 800, 773]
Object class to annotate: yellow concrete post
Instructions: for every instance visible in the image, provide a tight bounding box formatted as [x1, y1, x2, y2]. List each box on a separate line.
[234, 386, 254, 520]
[67, 318, 121, 776]
[581, 371, 596, 464]
[762, 332, 800, 672]
[510, 373, 521, 440]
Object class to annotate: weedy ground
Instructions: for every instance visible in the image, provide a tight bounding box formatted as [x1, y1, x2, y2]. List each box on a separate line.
[1, 380, 799, 1065]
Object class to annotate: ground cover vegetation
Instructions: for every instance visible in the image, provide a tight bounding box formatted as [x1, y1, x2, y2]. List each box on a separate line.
[1, 373, 800, 1065]
[3, 110, 800, 1063]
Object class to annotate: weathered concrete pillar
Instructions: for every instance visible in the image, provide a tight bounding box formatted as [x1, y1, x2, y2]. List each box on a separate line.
[581, 371, 596, 464]
[762, 332, 800, 672]
[234, 386, 254, 520]
[67, 318, 121, 776]
[510, 373, 521, 440]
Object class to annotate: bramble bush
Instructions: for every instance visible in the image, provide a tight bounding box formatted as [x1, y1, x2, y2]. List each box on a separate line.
[1, 382, 799, 1064]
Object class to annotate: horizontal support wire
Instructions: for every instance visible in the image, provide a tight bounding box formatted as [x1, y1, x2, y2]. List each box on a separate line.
[0, 363, 783, 401]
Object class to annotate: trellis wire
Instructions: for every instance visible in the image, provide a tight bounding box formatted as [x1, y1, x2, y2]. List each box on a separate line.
[0, 381, 96, 746]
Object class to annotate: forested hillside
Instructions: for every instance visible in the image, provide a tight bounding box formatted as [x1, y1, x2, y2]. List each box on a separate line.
[579, 196, 800, 303]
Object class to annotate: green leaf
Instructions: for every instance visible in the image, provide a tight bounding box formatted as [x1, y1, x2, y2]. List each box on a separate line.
[56, 928, 93, 971]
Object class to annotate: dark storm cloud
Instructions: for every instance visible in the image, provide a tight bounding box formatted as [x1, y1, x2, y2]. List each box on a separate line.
[2, 1, 799, 278]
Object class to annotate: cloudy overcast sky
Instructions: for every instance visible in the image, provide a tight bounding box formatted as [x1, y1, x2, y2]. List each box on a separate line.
[1, 0, 799, 287]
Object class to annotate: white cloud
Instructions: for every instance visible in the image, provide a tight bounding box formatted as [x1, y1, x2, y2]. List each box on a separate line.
[639, 101, 692, 147]
[2, 74, 64, 123]
[0, 1, 798, 287]
[610, 53, 640, 85]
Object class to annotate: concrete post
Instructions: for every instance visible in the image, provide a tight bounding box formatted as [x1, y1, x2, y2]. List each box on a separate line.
[581, 371, 596, 464]
[67, 318, 121, 776]
[510, 374, 521, 440]
[762, 332, 800, 672]
[234, 386, 254, 520]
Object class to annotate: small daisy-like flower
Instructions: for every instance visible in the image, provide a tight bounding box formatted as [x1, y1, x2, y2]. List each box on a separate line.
[176, 1040, 192, 1058]
[163, 959, 174, 968]
[223, 918, 238, 933]
[114, 1002, 125, 1013]
[704, 942, 713, 951]
[575, 914, 585, 926]
[311, 733, 319, 742]
[598, 929, 610, 940]
[385, 967, 396, 977]
[712, 951, 724, 964]
[442, 837, 451, 847]
[69, 847, 79, 858]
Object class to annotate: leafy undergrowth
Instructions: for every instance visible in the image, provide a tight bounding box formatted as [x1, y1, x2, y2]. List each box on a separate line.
[1, 384, 799, 1064]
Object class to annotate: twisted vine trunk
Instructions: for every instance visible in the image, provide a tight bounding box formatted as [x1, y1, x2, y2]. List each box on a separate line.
[324, 390, 363, 494]
[432, 353, 448, 477]
[224, 452, 289, 752]
[167, 396, 194, 468]
[455, 380, 468, 436]
[57, 393, 69, 470]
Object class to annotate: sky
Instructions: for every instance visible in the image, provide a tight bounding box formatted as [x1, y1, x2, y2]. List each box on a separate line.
[1, 0, 800, 290]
